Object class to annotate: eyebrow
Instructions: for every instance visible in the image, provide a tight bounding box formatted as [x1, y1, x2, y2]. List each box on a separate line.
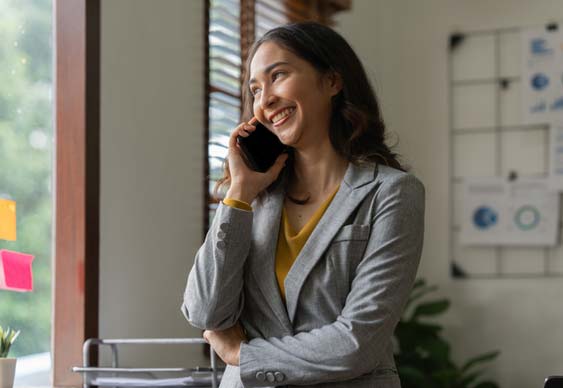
[248, 61, 290, 85]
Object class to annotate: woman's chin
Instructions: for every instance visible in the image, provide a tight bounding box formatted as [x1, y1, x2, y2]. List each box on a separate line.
[277, 130, 300, 147]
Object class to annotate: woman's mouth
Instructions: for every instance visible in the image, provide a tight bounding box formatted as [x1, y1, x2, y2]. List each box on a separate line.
[272, 107, 295, 128]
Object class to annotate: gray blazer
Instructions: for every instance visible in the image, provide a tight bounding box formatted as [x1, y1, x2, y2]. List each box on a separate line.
[182, 163, 425, 388]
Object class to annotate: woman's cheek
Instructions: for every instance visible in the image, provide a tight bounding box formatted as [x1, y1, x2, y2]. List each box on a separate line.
[252, 101, 260, 119]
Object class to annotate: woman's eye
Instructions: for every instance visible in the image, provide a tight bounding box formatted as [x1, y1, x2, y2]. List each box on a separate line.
[272, 71, 284, 81]
[251, 88, 261, 96]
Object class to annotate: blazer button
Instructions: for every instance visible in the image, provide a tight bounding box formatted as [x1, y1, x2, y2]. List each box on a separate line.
[217, 231, 226, 239]
[274, 372, 284, 382]
[255, 371, 265, 381]
[266, 372, 275, 382]
[219, 222, 229, 232]
[216, 240, 226, 250]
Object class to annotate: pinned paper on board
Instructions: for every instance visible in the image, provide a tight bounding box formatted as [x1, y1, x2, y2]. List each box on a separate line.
[548, 122, 563, 191]
[0, 198, 16, 241]
[0, 249, 34, 292]
[521, 26, 563, 124]
[460, 177, 560, 246]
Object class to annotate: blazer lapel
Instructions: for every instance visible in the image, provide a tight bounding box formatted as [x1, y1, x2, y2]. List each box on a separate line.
[249, 184, 293, 332]
[284, 163, 379, 323]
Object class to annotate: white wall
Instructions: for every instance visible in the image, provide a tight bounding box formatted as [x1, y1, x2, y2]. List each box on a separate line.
[100, 0, 207, 367]
[336, 1, 563, 387]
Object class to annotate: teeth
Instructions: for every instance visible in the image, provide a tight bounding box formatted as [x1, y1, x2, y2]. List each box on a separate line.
[272, 107, 295, 124]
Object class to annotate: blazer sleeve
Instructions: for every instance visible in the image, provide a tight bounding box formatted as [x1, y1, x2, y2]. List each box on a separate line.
[239, 174, 425, 386]
[181, 202, 253, 330]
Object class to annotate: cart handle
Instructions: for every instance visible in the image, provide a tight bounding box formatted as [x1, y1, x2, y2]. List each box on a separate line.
[81, 338, 218, 388]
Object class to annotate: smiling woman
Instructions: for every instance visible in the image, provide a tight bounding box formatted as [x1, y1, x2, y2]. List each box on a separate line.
[183, 21, 425, 388]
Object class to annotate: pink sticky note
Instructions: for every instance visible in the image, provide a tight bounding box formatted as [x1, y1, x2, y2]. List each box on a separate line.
[0, 249, 34, 292]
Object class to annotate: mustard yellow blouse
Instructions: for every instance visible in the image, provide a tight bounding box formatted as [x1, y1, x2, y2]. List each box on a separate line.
[274, 187, 338, 301]
[223, 185, 339, 302]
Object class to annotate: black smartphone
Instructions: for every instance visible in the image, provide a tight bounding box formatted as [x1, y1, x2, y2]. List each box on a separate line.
[237, 120, 286, 173]
[545, 376, 563, 388]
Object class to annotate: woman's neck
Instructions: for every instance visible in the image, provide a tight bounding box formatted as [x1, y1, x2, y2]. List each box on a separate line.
[289, 140, 348, 201]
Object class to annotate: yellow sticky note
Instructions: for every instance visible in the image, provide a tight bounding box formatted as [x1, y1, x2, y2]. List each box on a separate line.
[0, 199, 16, 241]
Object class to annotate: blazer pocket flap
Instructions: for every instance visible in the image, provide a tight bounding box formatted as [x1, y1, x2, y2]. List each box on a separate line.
[332, 224, 370, 243]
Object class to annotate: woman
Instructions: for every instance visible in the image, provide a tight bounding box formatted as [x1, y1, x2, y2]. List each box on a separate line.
[182, 22, 425, 388]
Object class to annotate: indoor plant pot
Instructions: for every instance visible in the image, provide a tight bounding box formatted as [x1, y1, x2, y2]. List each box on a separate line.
[0, 358, 16, 388]
[0, 327, 19, 388]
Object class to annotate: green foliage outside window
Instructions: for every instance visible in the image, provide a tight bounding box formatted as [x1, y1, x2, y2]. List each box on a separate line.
[0, 0, 53, 357]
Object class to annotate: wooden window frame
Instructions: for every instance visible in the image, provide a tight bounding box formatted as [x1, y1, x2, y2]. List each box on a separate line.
[53, 0, 100, 386]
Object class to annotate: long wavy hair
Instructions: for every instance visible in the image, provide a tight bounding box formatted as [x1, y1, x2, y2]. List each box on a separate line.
[214, 21, 405, 200]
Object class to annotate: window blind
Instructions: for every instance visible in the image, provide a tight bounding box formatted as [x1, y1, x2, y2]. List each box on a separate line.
[208, 0, 241, 222]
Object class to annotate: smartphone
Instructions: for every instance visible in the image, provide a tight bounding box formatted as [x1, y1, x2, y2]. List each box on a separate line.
[545, 376, 563, 388]
[237, 120, 286, 173]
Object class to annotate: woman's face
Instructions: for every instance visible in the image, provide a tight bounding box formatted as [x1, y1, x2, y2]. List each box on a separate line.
[248, 42, 341, 149]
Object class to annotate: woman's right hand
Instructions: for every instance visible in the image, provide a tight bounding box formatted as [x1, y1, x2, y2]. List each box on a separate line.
[225, 118, 288, 204]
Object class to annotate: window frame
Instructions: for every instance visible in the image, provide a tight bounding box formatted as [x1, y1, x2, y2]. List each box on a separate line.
[53, 0, 100, 386]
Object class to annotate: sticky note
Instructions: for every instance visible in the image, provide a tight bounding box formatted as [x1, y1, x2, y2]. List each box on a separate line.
[0, 199, 16, 241]
[0, 249, 34, 292]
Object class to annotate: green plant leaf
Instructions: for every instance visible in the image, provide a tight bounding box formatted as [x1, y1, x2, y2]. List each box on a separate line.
[461, 351, 500, 373]
[459, 370, 483, 387]
[395, 321, 442, 337]
[405, 285, 439, 311]
[398, 365, 428, 386]
[418, 336, 451, 365]
[431, 368, 459, 386]
[0, 327, 20, 358]
[411, 300, 450, 320]
[411, 278, 427, 291]
[394, 321, 443, 353]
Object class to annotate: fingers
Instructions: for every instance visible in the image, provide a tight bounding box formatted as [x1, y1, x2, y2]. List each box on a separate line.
[240, 117, 258, 137]
[266, 152, 289, 178]
[238, 124, 256, 137]
[229, 121, 256, 149]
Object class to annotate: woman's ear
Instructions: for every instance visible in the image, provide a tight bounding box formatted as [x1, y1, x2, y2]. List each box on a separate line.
[326, 71, 343, 97]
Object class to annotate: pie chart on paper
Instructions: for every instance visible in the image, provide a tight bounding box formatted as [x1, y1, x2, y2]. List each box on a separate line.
[472, 206, 498, 230]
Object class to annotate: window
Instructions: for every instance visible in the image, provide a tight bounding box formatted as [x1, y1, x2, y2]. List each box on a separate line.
[207, 0, 242, 225]
[1, 2, 100, 386]
[0, 1, 53, 385]
[205, 0, 351, 230]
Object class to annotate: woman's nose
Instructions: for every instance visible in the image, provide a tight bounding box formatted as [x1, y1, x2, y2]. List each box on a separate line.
[259, 89, 277, 110]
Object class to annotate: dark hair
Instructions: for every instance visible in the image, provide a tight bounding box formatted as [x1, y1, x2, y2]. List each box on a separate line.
[215, 21, 405, 199]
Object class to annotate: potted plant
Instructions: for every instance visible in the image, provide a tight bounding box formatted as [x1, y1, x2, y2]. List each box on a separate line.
[0, 326, 20, 388]
[394, 279, 500, 388]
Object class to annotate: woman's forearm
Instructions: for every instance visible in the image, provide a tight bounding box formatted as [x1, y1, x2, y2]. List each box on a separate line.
[181, 203, 253, 330]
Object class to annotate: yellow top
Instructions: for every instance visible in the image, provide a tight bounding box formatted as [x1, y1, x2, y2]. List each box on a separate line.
[275, 186, 339, 302]
[223, 186, 339, 303]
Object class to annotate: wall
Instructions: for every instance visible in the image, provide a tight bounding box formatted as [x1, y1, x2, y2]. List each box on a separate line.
[99, 0, 207, 367]
[336, 1, 563, 387]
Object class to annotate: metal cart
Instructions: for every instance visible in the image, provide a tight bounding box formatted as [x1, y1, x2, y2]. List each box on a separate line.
[72, 338, 222, 388]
